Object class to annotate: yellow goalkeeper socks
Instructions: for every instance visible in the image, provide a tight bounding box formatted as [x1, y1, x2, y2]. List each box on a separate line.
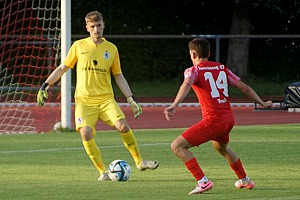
[82, 139, 106, 174]
[121, 129, 142, 167]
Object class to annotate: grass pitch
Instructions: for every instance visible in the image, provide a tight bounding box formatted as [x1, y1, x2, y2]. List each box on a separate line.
[0, 124, 299, 200]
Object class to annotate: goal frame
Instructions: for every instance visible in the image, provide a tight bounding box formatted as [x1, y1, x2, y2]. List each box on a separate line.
[61, 0, 72, 130]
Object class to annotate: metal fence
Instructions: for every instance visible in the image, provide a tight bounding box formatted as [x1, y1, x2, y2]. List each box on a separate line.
[73, 34, 300, 62]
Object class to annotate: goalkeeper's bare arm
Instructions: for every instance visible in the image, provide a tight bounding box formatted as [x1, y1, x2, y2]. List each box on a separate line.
[44, 64, 69, 86]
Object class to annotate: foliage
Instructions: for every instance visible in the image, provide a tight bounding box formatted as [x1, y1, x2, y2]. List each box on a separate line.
[71, 0, 300, 35]
[249, 38, 300, 82]
[69, 0, 300, 84]
[107, 37, 300, 83]
[111, 38, 190, 82]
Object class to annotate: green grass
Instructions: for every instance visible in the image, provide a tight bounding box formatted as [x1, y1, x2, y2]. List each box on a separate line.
[1, 124, 300, 200]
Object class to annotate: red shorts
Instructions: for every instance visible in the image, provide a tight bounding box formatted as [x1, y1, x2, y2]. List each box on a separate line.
[182, 112, 234, 146]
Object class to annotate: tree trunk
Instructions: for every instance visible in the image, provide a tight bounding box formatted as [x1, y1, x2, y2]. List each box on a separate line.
[226, 7, 251, 77]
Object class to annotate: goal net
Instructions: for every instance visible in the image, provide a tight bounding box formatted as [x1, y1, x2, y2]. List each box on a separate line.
[0, 0, 61, 134]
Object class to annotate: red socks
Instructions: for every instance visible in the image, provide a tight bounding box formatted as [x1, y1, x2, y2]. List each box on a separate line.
[185, 158, 247, 181]
[230, 158, 247, 179]
[185, 158, 205, 181]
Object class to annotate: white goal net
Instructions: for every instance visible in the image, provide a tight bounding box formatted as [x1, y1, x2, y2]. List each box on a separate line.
[0, 0, 61, 133]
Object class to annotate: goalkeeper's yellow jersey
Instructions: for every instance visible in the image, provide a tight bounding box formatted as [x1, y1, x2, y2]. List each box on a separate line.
[64, 37, 122, 105]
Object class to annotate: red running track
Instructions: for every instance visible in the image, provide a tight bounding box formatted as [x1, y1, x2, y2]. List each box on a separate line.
[21, 105, 300, 133]
[121, 106, 300, 130]
[0, 104, 300, 134]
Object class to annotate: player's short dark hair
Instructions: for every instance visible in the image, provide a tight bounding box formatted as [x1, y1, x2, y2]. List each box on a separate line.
[85, 11, 103, 23]
[188, 38, 210, 58]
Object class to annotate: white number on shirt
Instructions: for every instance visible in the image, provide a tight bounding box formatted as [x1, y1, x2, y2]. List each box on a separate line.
[204, 71, 228, 98]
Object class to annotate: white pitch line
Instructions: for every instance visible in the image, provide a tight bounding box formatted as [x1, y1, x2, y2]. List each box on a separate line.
[2, 102, 283, 107]
[0, 142, 170, 154]
[0, 140, 299, 155]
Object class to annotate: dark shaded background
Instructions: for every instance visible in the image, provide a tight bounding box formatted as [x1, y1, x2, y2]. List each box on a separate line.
[70, 0, 300, 82]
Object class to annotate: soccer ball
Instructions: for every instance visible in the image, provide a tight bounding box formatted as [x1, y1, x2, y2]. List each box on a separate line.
[108, 160, 131, 181]
[53, 121, 61, 132]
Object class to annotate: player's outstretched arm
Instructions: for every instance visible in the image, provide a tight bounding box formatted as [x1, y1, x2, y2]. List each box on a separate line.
[37, 64, 69, 106]
[235, 80, 273, 108]
[164, 78, 193, 120]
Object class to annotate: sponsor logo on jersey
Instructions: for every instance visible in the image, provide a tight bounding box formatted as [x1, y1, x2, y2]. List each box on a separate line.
[198, 65, 224, 71]
[82, 67, 107, 73]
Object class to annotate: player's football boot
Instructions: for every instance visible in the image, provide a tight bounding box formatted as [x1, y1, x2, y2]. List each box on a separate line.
[137, 160, 159, 171]
[188, 181, 213, 195]
[235, 178, 255, 189]
[98, 172, 111, 181]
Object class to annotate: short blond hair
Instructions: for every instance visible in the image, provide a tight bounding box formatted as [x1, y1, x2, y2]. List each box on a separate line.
[85, 11, 103, 23]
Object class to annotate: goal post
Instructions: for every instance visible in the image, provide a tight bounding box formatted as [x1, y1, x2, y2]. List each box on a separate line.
[61, 0, 72, 130]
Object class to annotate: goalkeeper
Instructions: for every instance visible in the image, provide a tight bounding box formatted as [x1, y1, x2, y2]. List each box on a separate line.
[37, 11, 159, 180]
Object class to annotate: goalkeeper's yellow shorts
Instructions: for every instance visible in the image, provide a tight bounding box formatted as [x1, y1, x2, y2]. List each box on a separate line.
[75, 99, 125, 135]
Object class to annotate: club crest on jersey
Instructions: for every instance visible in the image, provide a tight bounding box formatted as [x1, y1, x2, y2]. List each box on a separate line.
[77, 117, 83, 124]
[104, 51, 109, 59]
[184, 72, 191, 79]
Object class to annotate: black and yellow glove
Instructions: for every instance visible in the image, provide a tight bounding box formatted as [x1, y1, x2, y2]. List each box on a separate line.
[37, 83, 49, 106]
[127, 96, 142, 119]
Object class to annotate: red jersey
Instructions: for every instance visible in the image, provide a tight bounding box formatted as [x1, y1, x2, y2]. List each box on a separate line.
[184, 61, 241, 117]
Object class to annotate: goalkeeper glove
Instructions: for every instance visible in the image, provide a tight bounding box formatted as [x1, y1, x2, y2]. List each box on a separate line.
[127, 96, 142, 119]
[37, 83, 49, 106]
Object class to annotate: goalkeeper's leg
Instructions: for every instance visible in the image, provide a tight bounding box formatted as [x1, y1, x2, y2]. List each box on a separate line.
[120, 128, 143, 167]
[121, 129, 159, 171]
[116, 119, 159, 170]
[81, 127, 107, 175]
[114, 119, 142, 167]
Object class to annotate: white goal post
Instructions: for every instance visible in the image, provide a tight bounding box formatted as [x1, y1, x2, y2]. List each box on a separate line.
[61, 0, 72, 130]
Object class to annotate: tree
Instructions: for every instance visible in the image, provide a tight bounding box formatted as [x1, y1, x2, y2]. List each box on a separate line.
[226, 1, 251, 77]
[226, 0, 300, 78]
[69, 0, 300, 81]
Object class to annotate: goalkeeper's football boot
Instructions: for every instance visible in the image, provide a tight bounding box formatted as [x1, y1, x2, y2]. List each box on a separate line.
[235, 177, 255, 189]
[137, 160, 159, 171]
[98, 172, 111, 181]
[188, 181, 213, 195]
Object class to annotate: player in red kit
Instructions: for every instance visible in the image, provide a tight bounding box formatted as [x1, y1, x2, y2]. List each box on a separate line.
[163, 38, 272, 195]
